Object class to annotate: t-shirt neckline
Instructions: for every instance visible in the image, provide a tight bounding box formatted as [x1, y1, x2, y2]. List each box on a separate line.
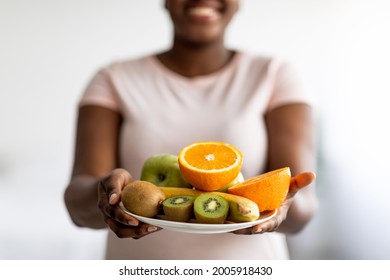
[147, 51, 243, 84]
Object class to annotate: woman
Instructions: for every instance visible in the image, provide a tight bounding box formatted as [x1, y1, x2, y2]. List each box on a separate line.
[64, 0, 318, 259]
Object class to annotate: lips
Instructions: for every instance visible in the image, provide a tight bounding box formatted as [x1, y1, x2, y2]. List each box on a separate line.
[188, 6, 219, 17]
[185, 1, 223, 21]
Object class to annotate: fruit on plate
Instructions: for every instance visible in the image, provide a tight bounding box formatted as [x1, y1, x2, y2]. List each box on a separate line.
[215, 172, 244, 193]
[121, 180, 166, 217]
[140, 153, 192, 188]
[194, 193, 229, 224]
[162, 195, 195, 222]
[228, 167, 291, 212]
[159, 187, 259, 222]
[159, 186, 203, 198]
[178, 141, 243, 191]
[210, 192, 260, 223]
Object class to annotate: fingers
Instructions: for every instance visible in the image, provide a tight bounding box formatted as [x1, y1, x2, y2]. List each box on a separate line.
[105, 218, 161, 239]
[289, 171, 316, 194]
[252, 212, 285, 234]
[232, 215, 282, 235]
[233, 204, 289, 235]
[96, 168, 160, 239]
[99, 196, 136, 224]
[97, 168, 138, 227]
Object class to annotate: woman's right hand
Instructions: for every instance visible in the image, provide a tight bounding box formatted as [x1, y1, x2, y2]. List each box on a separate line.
[97, 168, 160, 239]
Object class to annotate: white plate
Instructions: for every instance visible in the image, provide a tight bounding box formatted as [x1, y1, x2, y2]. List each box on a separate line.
[119, 202, 277, 234]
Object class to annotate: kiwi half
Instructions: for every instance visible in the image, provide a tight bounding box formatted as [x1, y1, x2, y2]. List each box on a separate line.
[162, 195, 195, 222]
[194, 193, 229, 224]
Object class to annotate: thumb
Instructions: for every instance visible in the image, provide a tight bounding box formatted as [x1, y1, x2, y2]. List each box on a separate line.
[289, 171, 316, 194]
[100, 169, 133, 205]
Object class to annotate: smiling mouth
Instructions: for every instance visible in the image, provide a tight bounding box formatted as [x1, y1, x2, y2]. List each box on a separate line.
[188, 6, 219, 17]
[186, 5, 223, 22]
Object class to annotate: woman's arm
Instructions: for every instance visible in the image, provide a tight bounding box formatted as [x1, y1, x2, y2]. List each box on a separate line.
[264, 103, 318, 233]
[64, 105, 156, 238]
[233, 103, 318, 235]
[64, 105, 122, 228]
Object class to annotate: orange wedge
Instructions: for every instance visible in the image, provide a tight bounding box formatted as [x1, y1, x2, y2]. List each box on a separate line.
[178, 141, 243, 191]
[228, 167, 291, 212]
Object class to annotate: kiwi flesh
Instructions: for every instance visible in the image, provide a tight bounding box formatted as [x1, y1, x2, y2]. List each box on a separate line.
[162, 195, 195, 222]
[121, 180, 166, 218]
[194, 193, 229, 224]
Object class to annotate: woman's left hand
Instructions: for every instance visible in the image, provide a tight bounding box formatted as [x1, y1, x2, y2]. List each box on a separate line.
[232, 171, 316, 235]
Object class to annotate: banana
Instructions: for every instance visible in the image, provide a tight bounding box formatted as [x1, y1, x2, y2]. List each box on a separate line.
[209, 192, 260, 223]
[159, 187, 260, 222]
[159, 187, 203, 198]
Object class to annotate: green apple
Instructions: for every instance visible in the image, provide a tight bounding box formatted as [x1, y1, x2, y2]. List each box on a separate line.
[140, 153, 192, 188]
[215, 172, 244, 193]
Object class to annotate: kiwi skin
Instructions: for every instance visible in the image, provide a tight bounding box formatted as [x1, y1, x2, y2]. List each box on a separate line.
[194, 194, 229, 224]
[162, 195, 195, 222]
[121, 180, 166, 218]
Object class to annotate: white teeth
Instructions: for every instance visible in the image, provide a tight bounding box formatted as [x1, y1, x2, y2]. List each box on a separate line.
[188, 7, 217, 17]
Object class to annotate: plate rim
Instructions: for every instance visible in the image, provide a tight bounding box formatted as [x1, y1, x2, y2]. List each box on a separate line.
[119, 202, 277, 234]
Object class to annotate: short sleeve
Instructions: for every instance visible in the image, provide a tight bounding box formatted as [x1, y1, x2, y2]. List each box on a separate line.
[78, 68, 121, 112]
[266, 62, 312, 112]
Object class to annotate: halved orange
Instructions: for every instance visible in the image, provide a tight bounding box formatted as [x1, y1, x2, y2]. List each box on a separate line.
[178, 141, 243, 191]
[227, 167, 291, 212]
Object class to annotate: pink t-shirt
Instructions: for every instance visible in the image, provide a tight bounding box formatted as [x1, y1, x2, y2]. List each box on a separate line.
[79, 51, 310, 259]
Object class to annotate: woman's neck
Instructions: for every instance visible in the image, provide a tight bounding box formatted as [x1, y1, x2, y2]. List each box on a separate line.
[157, 38, 234, 77]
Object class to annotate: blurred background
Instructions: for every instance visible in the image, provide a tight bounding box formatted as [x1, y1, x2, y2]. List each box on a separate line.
[1, 0, 389, 259]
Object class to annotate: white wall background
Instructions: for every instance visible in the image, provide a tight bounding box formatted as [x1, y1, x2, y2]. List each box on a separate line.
[1, 0, 390, 259]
